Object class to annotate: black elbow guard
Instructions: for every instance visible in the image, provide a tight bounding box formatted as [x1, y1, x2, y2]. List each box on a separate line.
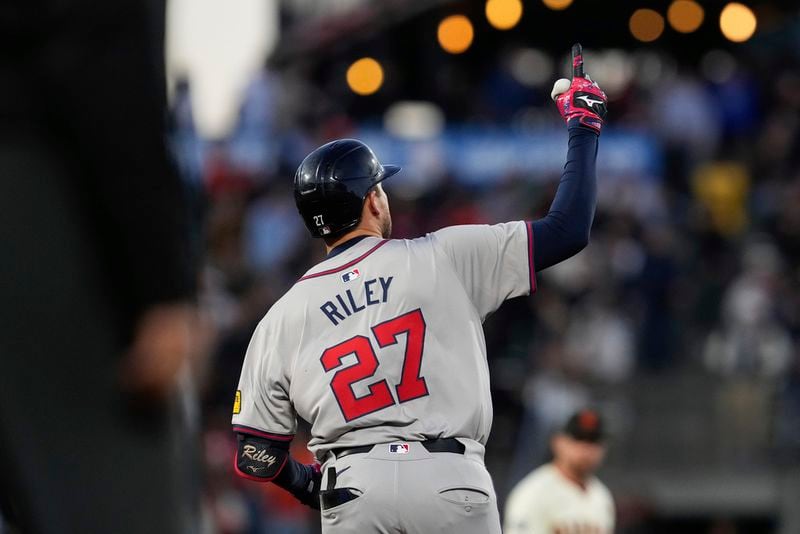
[235, 433, 290, 481]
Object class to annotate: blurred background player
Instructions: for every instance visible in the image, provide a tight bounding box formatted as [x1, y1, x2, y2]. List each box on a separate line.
[0, 0, 206, 532]
[504, 408, 615, 534]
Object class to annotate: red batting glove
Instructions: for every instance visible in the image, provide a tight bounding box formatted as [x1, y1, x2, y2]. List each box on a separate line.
[551, 74, 607, 134]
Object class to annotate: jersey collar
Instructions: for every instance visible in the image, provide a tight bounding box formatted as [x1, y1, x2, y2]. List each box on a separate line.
[299, 237, 388, 282]
[327, 235, 370, 259]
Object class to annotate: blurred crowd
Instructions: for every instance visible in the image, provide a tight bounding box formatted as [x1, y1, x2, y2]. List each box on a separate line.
[175, 48, 800, 533]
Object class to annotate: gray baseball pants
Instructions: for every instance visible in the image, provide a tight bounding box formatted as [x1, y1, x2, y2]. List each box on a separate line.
[319, 438, 502, 534]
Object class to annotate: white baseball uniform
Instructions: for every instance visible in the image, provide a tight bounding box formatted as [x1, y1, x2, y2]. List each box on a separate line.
[504, 464, 615, 534]
[233, 222, 534, 532]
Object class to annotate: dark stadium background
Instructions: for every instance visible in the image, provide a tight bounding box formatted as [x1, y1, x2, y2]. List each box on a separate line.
[112, 1, 800, 532]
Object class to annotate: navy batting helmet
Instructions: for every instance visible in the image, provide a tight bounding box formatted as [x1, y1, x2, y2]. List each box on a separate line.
[294, 139, 400, 238]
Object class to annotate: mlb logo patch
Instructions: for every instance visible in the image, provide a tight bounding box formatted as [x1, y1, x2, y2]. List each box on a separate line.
[389, 443, 409, 454]
[341, 269, 361, 283]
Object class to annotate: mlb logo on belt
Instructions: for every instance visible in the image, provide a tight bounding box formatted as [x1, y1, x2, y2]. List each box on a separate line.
[389, 443, 409, 454]
[342, 269, 361, 283]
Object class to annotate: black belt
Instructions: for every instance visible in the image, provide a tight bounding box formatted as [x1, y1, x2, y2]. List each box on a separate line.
[331, 438, 465, 459]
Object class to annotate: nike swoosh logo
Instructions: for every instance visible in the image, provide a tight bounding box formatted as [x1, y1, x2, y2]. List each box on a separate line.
[576, 95, 604, 107]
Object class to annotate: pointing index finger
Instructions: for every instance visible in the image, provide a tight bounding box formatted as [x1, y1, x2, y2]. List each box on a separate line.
[571, 43, 584, 79]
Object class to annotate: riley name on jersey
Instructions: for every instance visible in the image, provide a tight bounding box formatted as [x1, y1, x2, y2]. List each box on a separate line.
[320, 275, 394, 326]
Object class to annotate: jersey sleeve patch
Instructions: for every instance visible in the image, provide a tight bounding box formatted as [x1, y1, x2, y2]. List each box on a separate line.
[232, 390, 241, 414]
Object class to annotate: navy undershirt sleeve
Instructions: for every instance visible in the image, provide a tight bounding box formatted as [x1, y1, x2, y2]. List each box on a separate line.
[531, 121, 599, 272]
[274, 454, 313, 490]
[245, 436, 319, 507]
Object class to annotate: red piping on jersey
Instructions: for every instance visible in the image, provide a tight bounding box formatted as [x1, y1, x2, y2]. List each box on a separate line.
[232, 424, 294, 442]
[526, 222, 537, 294]
[298, 239, 389, 281]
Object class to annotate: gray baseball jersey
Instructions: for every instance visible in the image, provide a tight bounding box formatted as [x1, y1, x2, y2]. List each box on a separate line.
[232, 222, 534, 458]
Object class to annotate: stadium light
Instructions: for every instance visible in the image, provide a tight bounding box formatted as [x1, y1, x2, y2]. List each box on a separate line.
[509, 48, 553, 87]
[438, 15, 474, 54]
[384, 101, 445, 141]
[720, 2, 757, 42]
[629, 8, 665, 42]
[542, 0, 573, 10]
[486, 0, 523, 30]
[667, 0, 704, 33]
[346, 57, 384, 95]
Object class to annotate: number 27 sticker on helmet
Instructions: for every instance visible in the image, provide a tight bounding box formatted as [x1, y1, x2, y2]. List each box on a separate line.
[294, 139, 401, 238]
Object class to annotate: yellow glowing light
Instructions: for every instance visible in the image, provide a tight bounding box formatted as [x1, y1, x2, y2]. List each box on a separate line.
[486, 0, 523, 30]
[668, 0, 704, 33]
[437, 15, 474, 54]
[346, 58, 384, 96]
[720, 2, 757, 42]
[629, 8, 665, 42]
[542, 0, 573, 10]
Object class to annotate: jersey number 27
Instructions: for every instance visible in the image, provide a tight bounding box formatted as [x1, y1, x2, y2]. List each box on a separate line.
[320, 309, 428, 422]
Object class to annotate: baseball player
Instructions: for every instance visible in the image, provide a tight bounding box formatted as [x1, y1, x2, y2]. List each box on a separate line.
[504, 409, 615, 534]
[231, 44, 607, 533]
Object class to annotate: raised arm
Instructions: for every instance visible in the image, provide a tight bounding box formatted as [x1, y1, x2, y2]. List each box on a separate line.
[531, 44, 607, 272]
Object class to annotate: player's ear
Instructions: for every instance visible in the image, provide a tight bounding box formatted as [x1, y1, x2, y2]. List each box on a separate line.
[365, 188, 381, 217]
